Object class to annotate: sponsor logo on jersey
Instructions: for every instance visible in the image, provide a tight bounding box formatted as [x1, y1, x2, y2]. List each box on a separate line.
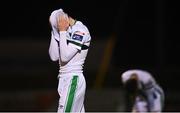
[72, 33, 83, 41]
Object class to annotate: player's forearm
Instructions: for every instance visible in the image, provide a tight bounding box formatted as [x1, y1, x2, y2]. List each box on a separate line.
[59, 31, 78, 63]
[49, 33, 59, 61]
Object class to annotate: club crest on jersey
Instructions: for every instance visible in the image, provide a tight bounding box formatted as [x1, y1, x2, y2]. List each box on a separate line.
[72, 33, 84, 41]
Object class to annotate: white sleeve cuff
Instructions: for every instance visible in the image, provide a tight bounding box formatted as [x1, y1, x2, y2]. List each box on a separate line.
[59, 31, 68, 35]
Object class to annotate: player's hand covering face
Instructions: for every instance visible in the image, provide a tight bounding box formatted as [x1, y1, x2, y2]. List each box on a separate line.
[58, 13, 70, 31]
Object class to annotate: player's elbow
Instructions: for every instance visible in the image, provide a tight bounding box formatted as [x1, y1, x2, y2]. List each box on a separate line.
[50, 56, 59, 61]
[49, 51, 59, 61]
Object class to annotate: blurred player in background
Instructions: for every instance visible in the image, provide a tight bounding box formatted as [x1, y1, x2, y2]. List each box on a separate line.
[48, 8, 91, 112]
[121, 69, 165, 113]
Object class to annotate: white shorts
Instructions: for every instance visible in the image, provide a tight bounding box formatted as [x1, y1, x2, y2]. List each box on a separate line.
[57, 73, 86, 113]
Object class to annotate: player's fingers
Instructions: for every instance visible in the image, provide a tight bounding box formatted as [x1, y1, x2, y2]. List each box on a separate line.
[58, 15, 62, 22]
[64, 13, 69, 21]
[58, 14, 67, 23]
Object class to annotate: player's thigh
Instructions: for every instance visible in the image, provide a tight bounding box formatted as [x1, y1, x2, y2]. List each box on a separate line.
[71, 75, 86, 112]
[152, 91, 163, 111]
[154, 86, 165, 110]
[57, 76, 72, 109]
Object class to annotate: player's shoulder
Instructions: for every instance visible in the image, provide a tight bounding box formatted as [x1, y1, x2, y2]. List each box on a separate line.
[122, 69, 138, 76]
[122, 69, 150, 78]
[71, 21, 91, 42]
[121, 70, 134, 82]
[73, 21, 90, 34]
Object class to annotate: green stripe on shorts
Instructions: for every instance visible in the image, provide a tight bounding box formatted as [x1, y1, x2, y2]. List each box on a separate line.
[65, 76, 78, 112]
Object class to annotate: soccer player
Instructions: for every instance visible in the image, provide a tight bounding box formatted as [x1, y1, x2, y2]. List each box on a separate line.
[48, 9, 91, 113]
[121, 69, 165, 113]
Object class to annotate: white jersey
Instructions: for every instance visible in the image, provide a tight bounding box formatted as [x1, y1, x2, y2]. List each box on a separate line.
[49, 9, 91, 74]
[121, 69, 164, 112]
[121, 69, 156, 90]
[49, 9, 90, 113]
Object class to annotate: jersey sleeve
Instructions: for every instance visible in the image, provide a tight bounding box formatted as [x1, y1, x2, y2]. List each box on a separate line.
[121, 72, 131, 84]
[141, 72, 156, 90]
[67, 28, 91, 50]
[59, 31, 79, 63]
[48, 31, 60, 61]
[49, 8, 64, 29]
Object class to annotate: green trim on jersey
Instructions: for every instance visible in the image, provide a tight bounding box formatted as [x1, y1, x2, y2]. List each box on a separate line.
[65, 76, 78, 112]
[67, 40, 89, 50]
[68, 40, 83, 47]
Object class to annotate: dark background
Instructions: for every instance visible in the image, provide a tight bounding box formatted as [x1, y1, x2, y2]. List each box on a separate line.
[0, 0, 179, 88]
[0, 0, 180, 111]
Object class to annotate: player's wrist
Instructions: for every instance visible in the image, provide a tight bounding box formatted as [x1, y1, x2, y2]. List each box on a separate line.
[59, 31, 67, 34]
[59, 31, 67, 35]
